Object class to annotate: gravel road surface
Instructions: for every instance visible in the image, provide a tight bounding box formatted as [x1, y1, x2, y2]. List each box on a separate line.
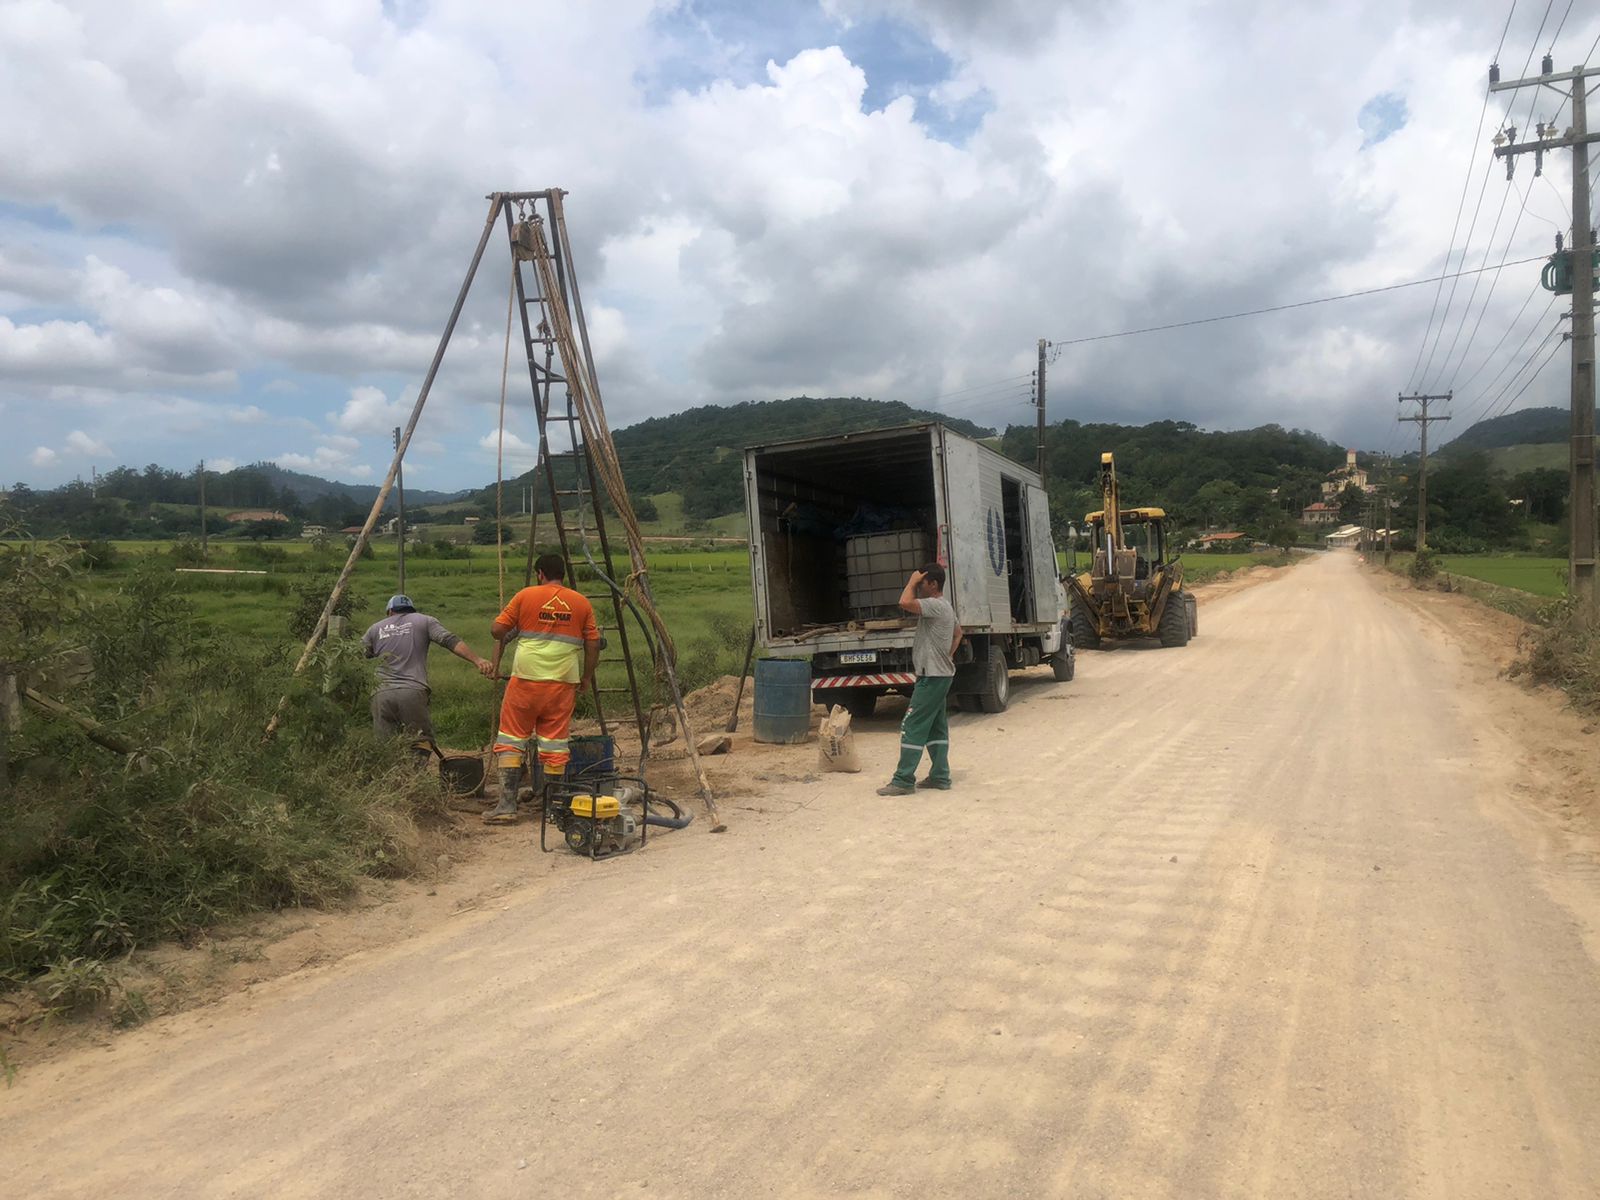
[5, 553, 1600, 1198]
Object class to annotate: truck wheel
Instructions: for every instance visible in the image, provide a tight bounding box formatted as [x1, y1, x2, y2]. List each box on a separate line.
[1050, 619, 1076, 681]
[840, 688, 877, 720]
[978, 652, 1010, 713]
[1069, 607, 1100, 650]
[956, 693, 980, 713]
[1184, 593, 1198, 638]
[1158, 594, 1191, 647]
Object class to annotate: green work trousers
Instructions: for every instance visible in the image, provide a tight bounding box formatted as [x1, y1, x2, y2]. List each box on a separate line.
[890, 675, 953, 788]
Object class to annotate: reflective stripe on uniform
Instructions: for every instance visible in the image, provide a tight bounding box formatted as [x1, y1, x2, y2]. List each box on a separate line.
[515, 629, 586, 647]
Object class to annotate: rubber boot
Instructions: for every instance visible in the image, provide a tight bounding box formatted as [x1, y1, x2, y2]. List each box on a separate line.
[485, 766, 521, 824]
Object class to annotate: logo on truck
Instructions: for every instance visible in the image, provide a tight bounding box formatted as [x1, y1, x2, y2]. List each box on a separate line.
[985, 508, 1006, 576]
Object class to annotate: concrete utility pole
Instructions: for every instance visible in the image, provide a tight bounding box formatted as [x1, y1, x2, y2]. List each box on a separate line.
[1398, 393, 1451, 552]
[1035, 337, 1048, 486]
[393, 426, 407, 593]
[198, 460, 208, 556]
[1491, 59, 1600, 613]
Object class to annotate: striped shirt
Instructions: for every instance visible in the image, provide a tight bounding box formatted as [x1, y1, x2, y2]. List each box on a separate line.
[497, 584, 600, 683]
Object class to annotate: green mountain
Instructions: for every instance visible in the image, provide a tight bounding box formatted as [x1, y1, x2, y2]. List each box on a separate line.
[1440, 407, 1571, 455]
[244, 462, 464, 507]
[476, 396, 994, 519]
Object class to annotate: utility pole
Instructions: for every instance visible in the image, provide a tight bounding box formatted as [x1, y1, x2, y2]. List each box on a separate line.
[393, 425, 407, 593]
[1398, 392, 1450, 552]
[198, 460, 208, 557]
[1491, 57, 1599, 614]
[1035, 337, 1048, 486]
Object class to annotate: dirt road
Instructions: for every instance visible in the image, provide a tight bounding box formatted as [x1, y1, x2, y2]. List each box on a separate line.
[6, 553, 1600, 1198]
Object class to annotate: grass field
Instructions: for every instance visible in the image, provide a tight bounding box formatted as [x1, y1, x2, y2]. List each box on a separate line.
[79, 540, 1300, 748]
[1433, 556, 1567, 597]
[82, 542, 754, 748]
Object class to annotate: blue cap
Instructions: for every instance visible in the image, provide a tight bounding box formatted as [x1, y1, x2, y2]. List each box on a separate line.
[387, 594, 414, 611]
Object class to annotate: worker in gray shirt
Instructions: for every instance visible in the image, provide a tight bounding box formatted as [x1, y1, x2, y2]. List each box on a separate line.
[877, 564, 963, 795]
[362, 594, 493, 751]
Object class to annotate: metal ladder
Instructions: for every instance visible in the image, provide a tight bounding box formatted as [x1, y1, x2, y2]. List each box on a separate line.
[503, 199, 650, 758]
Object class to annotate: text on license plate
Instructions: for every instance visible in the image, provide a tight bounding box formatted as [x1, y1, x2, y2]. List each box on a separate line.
[838, 651, 878, 665]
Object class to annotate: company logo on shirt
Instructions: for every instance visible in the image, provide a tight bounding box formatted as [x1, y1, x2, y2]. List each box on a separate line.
[539, 595, 576, 624]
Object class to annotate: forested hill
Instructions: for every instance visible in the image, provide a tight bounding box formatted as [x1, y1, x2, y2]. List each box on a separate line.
[1440, 407, 1570, 455]
[999, 418, 1347, 535]
[481, 396, 993, 518]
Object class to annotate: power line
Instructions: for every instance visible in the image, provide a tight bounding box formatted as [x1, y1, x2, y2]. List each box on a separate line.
[1046, 255, 1546, 349]
[1419, 3, 1554, 389]
[1548, 0, 1575, 51]
[1404, 0, 1519, 393]
[1478, 322, 1566, 425]
[1452, 275, 1552, 397]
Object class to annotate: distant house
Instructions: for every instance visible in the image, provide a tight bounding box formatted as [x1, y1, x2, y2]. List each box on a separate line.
[1301, 502, 1339, 526]
[463, 515, 482, 525]
[300, 524, 327, 539]
[1195, 531, 1247, 549]
[227, 509, 289, 524]
[381, 517, 400, 535]
[340, 525, 365, 536]
[1325, 524, 1363, 549]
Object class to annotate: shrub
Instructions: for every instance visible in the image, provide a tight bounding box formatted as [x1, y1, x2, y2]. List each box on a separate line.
[287, 576, 367, 641]
[72, 540, 120, 571]
[1408, 549, 1440, 583]
[166, 538, 208, 567]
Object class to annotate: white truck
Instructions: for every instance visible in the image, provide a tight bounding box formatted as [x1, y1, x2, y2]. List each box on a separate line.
[742, 423, 1073, 716]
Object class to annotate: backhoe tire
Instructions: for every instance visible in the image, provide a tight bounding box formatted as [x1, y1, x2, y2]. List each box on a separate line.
[1158, 593, 1191, 648]
[977, 652, 1010, 713]
[1184, 593, 1198, 639]
[1069, 607, 1100, 650]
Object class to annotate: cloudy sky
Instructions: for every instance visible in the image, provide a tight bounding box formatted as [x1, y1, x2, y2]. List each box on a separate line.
[1, 0, 1593, 491]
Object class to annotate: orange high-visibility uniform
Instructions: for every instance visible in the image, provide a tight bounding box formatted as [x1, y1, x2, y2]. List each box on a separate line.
[492, 583, 599, 773]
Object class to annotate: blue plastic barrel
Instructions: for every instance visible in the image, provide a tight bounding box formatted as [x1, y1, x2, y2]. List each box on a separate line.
[753, 658, 812, 744]
[568, 734, 615, 778]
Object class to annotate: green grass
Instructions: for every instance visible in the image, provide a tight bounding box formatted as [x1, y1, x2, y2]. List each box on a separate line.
[1484, 443, 1565, 475]
[1431, 555, 1567, 597]
[81, 543, 757, 749]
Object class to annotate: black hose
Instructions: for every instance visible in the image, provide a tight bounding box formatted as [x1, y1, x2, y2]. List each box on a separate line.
[642, 792, 693, 830]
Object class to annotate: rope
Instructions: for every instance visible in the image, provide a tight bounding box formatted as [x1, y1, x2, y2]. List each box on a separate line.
[495, 251, 516, 608]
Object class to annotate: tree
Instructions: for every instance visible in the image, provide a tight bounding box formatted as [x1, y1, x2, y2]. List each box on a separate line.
[1193, 479, 1242, 529]
[1336, 481, 1366, 523]
[1511, 468, 1566, 525]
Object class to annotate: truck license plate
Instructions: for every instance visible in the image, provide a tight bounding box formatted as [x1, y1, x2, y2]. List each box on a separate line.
[838, 651, 878, 665]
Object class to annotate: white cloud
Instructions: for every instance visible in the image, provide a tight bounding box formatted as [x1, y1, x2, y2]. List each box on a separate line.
[29, 446, 58, 466]
[63, 429, 111, 457]
[333, 385, 407, 434]
[0, 0, 1589, 488]
[208, 456, 238, 472]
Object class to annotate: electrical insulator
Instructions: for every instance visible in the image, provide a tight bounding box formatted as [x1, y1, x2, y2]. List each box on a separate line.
[1542, 53, 1553, 75]
[1556, 233, 1564, 252]
[1489, 62, 1500, 84]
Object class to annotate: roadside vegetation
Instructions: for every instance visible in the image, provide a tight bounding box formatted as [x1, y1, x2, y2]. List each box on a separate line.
[0, 526, 758, 1035]
[0, 528, 450, 1030]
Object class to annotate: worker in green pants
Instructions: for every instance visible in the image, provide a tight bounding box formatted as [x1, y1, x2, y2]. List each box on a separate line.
[878, 564, 963, 795]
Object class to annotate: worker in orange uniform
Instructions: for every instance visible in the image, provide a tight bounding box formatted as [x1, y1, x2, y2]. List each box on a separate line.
[484, 552, 601, 825]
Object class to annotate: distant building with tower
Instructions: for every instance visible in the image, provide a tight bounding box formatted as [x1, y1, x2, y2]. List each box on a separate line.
[1320, 449, 1372, 501]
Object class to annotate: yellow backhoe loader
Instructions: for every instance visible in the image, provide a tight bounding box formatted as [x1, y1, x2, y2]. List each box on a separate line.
[1066, 452, 1196, 649]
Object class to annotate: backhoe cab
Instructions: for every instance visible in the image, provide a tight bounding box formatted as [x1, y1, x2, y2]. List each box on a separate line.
[1066, 452, 1196, 649]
